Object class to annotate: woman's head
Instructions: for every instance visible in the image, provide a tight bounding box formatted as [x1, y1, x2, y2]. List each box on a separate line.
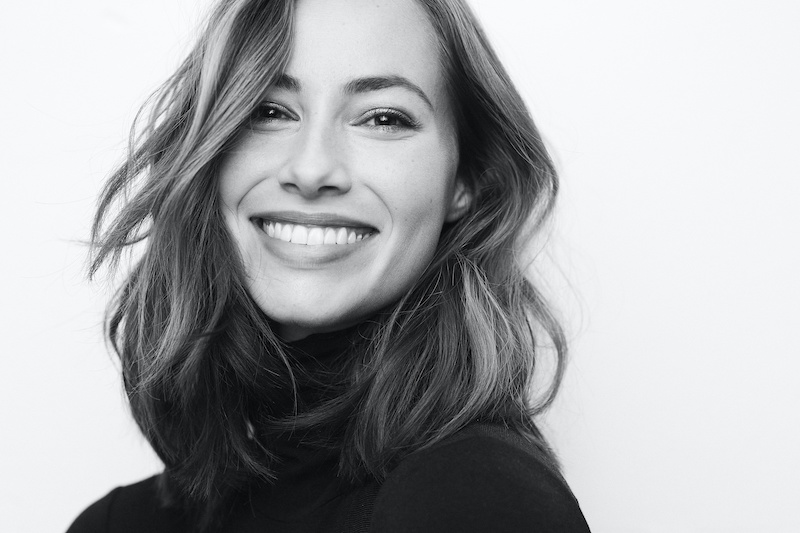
[91, 0, 555, 337]
[219, 0, 472, 341]
[212, 0, 558, 341]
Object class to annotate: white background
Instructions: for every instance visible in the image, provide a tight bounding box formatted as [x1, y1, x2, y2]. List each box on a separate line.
[2, 1, 798, 532]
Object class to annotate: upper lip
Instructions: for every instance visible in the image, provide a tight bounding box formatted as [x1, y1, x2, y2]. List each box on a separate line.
[251, 211, 378, 231]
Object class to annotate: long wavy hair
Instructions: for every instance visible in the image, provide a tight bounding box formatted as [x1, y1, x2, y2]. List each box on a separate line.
[90, 0, 566, 527]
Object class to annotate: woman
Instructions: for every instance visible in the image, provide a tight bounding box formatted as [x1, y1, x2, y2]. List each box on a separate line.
[69, 0, 591, 531]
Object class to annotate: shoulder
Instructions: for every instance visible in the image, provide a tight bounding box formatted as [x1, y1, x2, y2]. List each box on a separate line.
[371, 424, 590, 533]
[66, 475, 188, 533]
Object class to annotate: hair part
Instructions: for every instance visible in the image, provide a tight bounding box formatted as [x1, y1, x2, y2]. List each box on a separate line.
[90, 0, 567, 529]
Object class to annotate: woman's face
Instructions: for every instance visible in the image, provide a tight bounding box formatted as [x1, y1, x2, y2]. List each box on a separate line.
[219, 0, 467, 340]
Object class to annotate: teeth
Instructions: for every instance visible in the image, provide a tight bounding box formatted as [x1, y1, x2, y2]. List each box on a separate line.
[323, 228, 337, 245]
[307, 227, 324, 245]
[336, 228, 348, 245]
[280, 223, 293, 242]
[262, 220, 372, 246]
[290, 225, 308, 244]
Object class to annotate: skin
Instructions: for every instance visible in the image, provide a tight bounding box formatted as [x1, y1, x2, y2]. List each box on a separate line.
[219, 0, 470, 341]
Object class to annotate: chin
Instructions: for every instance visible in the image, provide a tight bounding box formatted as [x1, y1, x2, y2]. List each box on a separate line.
[246, 274, 411, 340]
[258, 299, 365, 341]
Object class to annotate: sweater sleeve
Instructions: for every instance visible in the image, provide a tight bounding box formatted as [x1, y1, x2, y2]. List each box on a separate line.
[370, 432, 590, 533]
[65, 475, 188, 533]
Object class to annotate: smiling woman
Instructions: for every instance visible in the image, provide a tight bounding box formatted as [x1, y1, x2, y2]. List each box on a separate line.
[67, 0, 591, 531]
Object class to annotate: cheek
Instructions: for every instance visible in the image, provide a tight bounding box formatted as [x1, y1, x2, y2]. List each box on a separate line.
[217, 132, 287, 211]
[217, 151, 266, 278]
[374, 145, 457, 277]
[381, 152, 457, 227]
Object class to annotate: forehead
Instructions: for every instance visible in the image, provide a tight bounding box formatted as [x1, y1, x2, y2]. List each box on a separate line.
[289, 0, 444, 97]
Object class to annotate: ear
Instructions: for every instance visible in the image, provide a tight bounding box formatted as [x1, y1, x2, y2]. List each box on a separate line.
[445, 178, 473, 222]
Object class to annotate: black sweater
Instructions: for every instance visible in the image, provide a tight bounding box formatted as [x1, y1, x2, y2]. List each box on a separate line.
[67, 331, 590, 532]
[68, 424, 590, 532]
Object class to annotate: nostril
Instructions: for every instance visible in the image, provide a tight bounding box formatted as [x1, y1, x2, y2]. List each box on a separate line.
[279, 155, 351, 197]
[280, 183, 344, 196]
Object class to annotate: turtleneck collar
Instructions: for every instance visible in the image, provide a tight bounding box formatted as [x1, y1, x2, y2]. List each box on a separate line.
[265, 323, 368, 450]
[284, 324, 363, 364]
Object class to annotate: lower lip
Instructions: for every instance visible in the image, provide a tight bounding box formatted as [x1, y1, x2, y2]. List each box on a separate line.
[253, 221, 376, 266]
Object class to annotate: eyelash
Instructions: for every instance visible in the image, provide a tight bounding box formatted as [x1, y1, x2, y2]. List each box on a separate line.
[251, 102, 295, 123]
[249, 103, 420, 132]
[358, 108, 420, 131]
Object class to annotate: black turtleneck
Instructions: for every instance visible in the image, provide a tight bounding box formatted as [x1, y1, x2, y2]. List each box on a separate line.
[224, 328, 361, 531]
[66, 328, 591, 532]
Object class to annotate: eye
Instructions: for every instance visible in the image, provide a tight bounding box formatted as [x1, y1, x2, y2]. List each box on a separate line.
[251, 102, 295, 123]
[359, 108, 420, 131]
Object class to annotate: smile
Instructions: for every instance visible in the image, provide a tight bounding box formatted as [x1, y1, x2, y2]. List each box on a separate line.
[257, 219, 375, 246]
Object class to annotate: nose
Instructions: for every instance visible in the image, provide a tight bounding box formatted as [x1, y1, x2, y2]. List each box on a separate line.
[278, 123, 351, 198]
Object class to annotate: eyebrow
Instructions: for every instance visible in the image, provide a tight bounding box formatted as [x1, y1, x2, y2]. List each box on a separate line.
[273, 74, 435, 112]
[274, 74, 301, 92]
